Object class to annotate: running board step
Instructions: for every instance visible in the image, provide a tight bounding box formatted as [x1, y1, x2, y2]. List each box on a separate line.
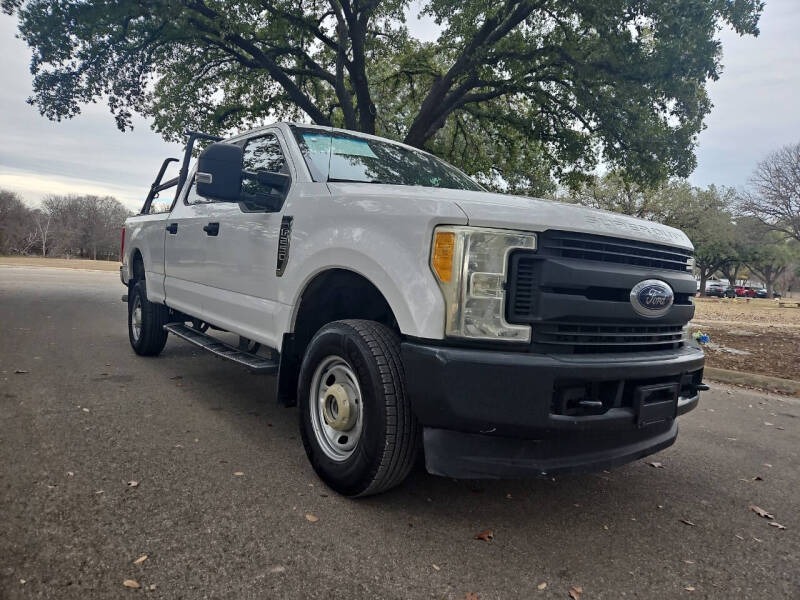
[163, 323, 278, 374]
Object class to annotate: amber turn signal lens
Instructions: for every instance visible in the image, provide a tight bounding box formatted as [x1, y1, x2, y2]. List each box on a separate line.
[432, 231, 455, 282]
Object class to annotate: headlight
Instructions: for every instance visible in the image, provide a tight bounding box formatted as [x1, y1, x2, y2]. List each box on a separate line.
[430, 226, 537, 342]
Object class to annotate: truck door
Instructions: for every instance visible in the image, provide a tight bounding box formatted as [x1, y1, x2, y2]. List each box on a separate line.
[162, 176, 212, 320]
[166, 129, 294, 350]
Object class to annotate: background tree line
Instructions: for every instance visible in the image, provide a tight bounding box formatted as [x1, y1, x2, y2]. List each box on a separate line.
[0, 191, 130, 260]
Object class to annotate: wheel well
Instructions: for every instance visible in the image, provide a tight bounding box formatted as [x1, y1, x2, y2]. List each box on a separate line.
[131, 250, 145, 282]
[278, 269, 398, 405]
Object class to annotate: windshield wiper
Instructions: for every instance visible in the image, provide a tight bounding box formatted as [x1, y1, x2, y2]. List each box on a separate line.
[327, 177, 391, 184]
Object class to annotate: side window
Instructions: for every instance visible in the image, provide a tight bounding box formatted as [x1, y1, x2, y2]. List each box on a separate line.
[243, 134, 287, 173]
[148, 196, 173, 214]
[186, 180, 213, 205]
[241, 134, 288, 198]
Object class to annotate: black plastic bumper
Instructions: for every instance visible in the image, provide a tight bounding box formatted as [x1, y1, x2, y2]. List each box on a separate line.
[401, 342, 705, 478]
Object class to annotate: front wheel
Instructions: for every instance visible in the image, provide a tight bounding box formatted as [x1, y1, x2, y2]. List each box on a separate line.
[128, 280, 169, 356]
[298, 320, 419, 497]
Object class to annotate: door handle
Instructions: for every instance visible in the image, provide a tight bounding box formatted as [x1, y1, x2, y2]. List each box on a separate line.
[203, 222, 220, 236]
[166, 223, 178, 234]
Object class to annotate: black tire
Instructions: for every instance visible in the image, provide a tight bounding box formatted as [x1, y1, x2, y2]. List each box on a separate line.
[298, 320, 419, 497]
[128, 279, 169, 356]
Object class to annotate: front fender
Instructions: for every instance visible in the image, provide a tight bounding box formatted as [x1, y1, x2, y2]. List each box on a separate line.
[278, 219, 467, 340]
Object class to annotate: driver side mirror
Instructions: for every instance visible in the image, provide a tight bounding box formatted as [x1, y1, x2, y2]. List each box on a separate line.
[196, 142, 243, 201]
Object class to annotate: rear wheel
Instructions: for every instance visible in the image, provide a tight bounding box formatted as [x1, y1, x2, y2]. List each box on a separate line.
[128, 280, 169, 356]
[298, 320, 419, 497]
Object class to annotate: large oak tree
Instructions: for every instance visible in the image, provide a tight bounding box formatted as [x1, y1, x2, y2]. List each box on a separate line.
[3, 0, 762, 190]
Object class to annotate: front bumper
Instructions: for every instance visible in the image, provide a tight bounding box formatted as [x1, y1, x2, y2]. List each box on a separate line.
[402, 342, 705, 478]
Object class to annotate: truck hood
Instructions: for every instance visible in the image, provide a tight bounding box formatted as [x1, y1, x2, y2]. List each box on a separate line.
[325, 183, 693, 250]
[451, 190, 693, 250]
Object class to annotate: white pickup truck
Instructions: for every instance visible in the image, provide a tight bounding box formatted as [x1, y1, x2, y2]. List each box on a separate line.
[121, 123, 706, 496]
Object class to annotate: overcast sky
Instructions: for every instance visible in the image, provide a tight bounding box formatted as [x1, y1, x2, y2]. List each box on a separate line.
[1, 1, 799, 212]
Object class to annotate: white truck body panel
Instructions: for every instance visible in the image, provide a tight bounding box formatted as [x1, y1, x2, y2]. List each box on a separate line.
[122, 121, 694, 348]
[124, 212, 169, 303]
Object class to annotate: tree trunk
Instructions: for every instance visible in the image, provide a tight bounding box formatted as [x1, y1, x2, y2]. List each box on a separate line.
[721, 263, 740, 287]
[699, 272, 708, 297]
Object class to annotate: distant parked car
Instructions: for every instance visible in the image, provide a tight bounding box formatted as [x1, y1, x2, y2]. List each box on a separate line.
[729, 285, 750, 297]
[705, 281, 725, 297]
[755, 288, 782, 299]
[724, 286, 737, 298]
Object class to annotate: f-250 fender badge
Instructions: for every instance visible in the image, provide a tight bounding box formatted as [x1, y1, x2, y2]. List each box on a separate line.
[276, 216, 293, 276]
[630, 279, 674, 318]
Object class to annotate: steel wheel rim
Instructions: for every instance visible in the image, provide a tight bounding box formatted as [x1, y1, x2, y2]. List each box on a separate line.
[131, 294, 142, 342]
[309, 355, 363, 462]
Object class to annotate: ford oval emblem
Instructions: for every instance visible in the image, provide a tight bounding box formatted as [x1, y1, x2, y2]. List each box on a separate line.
[630, 279, 674, 318]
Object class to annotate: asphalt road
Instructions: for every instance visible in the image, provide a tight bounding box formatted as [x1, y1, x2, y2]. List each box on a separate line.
[1, 265, 798, 599]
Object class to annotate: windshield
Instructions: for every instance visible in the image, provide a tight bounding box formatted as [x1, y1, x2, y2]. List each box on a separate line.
[291, 126, 483, 191]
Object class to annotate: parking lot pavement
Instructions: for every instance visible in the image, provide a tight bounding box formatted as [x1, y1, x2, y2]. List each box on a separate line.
[1, 265, 798, 599]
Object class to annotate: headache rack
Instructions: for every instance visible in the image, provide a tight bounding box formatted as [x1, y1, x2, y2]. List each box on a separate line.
[140, 131, 223, 215]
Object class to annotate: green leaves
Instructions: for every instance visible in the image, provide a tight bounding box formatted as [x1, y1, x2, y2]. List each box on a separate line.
[6, 0, 763, 189]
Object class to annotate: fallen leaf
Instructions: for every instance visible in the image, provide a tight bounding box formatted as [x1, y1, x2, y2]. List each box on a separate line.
[764, 463, 772, 468]
[537, 582, 547, 590]
[82, 408, 90, 413]
[768, 522, 786, 530]
[568, 585, 583, 599]
[749, 505, 774, 519]
[67, 471, 74, 477]
[735, 534, 744, 540]
[680, 519, 696, 527]
[648, 461, 664, 468]
[149, 584, 157, 591]
[133, 555, 148, 565]
[685, 586, 696, 592]
[432, 564, 441, 571]
[122, 579, 141, 589]
[764, 422, 774, 426]
[305, 513, 319, 522]
[683, 560, 695, 564]
[127, 481, 139, 488]
[474, 530, 494, 542]
[753, 537, 763, 543]
[233, 472, 244, 476]
[465, 594, 479, 600]
[753, 476, 763, 481]
[19, 579, 26, 585]
[270, 566, 286, 573]
[14, 369, 28, 374]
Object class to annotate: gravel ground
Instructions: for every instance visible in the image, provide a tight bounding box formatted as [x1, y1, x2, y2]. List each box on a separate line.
[1, 265, 799, 599]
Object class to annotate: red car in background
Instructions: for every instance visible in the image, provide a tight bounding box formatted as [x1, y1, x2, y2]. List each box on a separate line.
[724, 285, 757, 298]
